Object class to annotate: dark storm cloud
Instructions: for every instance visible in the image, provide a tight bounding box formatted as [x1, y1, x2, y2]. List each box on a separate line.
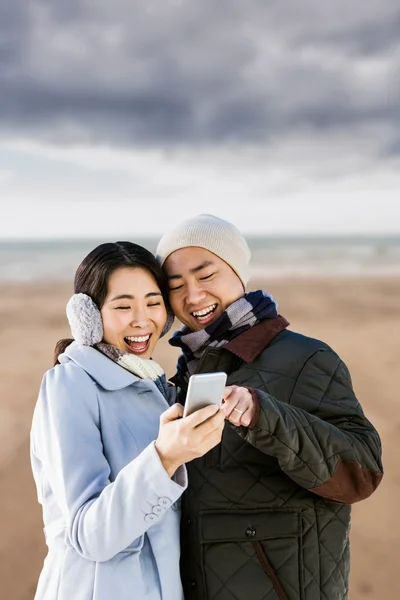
[0, 0, 399, 148]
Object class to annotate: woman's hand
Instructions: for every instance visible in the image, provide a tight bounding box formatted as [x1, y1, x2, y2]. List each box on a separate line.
[221, 385, 258, 427]
[155, 403, 225, 477]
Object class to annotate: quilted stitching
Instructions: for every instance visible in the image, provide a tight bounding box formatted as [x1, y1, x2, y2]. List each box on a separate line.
[180, 331, 381, 600]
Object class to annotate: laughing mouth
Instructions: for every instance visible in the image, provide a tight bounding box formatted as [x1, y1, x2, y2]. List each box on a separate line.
[191, 304, 217, 321]
[125, 335, 150, 343]
[124, 334, 151, 353]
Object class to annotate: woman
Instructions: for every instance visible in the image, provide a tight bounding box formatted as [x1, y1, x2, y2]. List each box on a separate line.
[30, 241, 225, 600]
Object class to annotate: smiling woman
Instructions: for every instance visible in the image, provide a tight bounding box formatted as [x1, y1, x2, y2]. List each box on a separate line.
[29, 240, 225, 600]
[53, 241, 174, 363]
[100, 267, 168, 358]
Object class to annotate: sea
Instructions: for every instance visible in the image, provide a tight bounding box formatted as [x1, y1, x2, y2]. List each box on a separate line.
[0, 236, 399, 282]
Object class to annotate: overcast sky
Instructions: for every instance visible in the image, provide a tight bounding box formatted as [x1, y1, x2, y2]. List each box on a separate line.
[0, 0, 399, 238]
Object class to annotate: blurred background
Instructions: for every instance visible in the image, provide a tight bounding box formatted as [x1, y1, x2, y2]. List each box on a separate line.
[0, 1, 399, 599]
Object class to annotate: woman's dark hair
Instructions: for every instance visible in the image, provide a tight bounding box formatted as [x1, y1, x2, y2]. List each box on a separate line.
[54, 241, 170, 365]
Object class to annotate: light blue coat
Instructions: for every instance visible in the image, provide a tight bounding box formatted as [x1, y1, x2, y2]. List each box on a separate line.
[30, 342, 187, 600]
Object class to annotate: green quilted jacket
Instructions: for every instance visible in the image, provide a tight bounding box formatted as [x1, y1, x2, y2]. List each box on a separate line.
[174, 316, 383, 600]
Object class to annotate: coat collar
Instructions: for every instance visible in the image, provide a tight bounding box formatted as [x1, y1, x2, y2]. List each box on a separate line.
[170, 315, 290, 389]
[59, 342, 141, 390]
[224, 315, 290, 363]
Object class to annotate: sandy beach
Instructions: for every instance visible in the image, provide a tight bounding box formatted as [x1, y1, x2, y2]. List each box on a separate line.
[0, 275, 398, 600]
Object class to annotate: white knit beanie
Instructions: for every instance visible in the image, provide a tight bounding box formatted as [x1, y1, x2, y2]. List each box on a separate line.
[156, 214, 251, 287]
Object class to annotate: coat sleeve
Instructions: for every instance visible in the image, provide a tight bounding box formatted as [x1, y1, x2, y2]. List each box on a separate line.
[31, 364, 187, 562]
[235, 348, 383, 504]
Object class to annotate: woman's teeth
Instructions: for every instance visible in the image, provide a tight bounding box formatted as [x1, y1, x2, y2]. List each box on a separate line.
[124, 335, 151, 353]
[125, 335, 150, 342]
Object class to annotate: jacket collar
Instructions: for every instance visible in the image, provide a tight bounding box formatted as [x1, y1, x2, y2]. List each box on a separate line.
[224, 315, 289, 363]
[59, 342, 141, 390]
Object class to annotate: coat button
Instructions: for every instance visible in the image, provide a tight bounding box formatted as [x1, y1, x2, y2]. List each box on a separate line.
[158, 497, 172, 508]
[153, 505, 163, 515]
[245, 526, 256, 537]
[190, 581, 197, 588]
[187, 517, 193, 525]
[144, 513, 158, 523]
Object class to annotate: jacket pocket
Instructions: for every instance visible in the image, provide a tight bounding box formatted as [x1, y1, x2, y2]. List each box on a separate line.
[199, 509, 304, 600]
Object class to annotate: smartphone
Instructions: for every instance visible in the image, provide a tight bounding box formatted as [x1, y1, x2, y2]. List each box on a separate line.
[183, 372, 227, 417]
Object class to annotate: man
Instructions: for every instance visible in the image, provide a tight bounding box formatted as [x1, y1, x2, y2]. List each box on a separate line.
[156, 214, 383, 600]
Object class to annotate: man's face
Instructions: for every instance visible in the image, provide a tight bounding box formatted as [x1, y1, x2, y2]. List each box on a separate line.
[163, 247, 244, 331]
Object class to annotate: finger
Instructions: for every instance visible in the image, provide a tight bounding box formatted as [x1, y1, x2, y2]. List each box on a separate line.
[227, 408, 243, 426]
[194, 408, 225, 436]
[159, 403, 184, 424]
[225, 399, 248, 425]
[199, 414, 225, 445]
[222, 387, 251, 417]
[221, 389, 243, 417]
[240, 411, 252, 427]
[229, 402, 248, 419]
[185, 403, 221, 427]
[222, 385, 237, 401]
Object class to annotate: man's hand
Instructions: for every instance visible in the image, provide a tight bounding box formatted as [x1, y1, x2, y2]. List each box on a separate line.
[221, 386, 258, 427]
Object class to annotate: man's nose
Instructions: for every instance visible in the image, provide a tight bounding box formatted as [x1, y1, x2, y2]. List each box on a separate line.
[185, 282, 207, 305]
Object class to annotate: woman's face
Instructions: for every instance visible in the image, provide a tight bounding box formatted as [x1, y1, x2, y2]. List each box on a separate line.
[100, 266, 167, 359]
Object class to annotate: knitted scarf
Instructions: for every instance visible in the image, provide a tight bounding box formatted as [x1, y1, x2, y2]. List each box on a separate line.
[169, 290, 278, 382]
[96, 342, 170, 400]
